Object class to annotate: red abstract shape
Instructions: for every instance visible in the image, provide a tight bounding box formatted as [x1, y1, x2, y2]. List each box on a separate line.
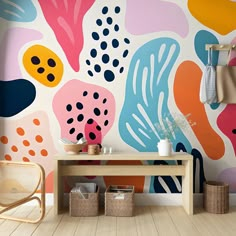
[173, 61, 225, 160]
[217, 105, 236, 156]
[38, 0, 95, 72]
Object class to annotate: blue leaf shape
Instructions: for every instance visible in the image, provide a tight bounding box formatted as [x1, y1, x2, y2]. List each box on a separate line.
[119, 38, 192, 151]
[119, 38, 194, 193]
[0, 0, 37, 22]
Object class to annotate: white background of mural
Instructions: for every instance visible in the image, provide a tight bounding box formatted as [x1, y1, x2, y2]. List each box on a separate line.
[0, 0, 236, 194]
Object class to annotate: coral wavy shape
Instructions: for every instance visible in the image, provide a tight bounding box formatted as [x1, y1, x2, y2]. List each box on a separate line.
[173, 61, 225, 160]
[38, 0, 95, 72]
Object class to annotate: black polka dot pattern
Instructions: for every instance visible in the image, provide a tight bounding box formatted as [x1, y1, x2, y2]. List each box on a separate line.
[232, 129, 236, 134]
[30, 55, 57, 83]
[48, 58, 56, 67]
[31, 56, 40, 65]
[65, 91, 110, 142]
[86, 4, 130, 82]
[76, 133, 83, 141]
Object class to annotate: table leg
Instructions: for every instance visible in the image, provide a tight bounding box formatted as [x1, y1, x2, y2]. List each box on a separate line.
[54, 160, 64, 214]
[182, 159, 193, 215]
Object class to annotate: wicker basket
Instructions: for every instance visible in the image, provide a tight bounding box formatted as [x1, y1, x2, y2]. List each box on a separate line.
[69, 187, 99, 217]
[203, 181, 229, 214]
[105, 185, 134, 217]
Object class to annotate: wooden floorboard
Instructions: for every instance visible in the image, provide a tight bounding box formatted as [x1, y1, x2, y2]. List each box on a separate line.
[0, 206, 236, 236]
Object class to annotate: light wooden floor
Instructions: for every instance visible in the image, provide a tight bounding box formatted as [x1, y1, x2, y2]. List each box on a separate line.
[1, 205, 236, 236]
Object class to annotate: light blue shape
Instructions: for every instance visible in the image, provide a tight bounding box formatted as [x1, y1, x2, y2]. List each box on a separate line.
[0, 0, 36, 22]
[118, 38, 193, 192]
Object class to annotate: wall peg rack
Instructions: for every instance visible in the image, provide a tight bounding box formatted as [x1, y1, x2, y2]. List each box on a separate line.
[205, 44, 236, 51]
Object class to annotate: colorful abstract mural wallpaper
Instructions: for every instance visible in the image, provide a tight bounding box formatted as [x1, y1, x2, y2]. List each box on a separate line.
[0, 0, 236, 194]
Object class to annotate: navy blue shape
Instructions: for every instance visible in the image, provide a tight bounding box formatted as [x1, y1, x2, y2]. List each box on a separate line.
[114, 24, 119, 31]
[102, 54, 110, 64]
[112, 39, 119, 48]
[103, 28, 109, 36]
[124, 38, 130, 44]
[0, 79, 36, 117]
[92, 32, 100, 40]
[88, 70, 93, 76]
[113, 59, 119, 67]
[153, 160, 182, 193]
[104, 70, 115, 82]
[191, 148, 206, 193]
[123, 49, 129, 58]
[176, 142, 206, 193]
[107, 17, 113, 24]
[96, 19, 102, 26]
[94, 64, 101, 72]
[102, 6, 108, 14]
[119, 67, 124, 73]
[101, 41, 107, 50]
[90, 49, 97, 58]
[114, 6, 120, 14]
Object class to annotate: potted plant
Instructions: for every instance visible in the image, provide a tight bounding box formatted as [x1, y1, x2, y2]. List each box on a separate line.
[154, 113, 196, 156]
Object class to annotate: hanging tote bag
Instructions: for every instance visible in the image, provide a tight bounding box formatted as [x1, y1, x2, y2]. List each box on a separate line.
[216, 49, 236, 104]
[199, 47, 217, 104]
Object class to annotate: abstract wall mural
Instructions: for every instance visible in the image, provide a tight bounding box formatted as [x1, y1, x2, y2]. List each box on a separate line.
[0, 0, 236, 194]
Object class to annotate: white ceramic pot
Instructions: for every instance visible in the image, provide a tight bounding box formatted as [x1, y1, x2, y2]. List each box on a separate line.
[157, 139, 172, 156]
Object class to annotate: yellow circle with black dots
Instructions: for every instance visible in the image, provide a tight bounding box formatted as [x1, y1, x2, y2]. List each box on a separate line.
[23, 45, 63, 87]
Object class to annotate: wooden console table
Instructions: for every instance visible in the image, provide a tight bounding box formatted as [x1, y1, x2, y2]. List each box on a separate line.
[54, 152, 193, 215]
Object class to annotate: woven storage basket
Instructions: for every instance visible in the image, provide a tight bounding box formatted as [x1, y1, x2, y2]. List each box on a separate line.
[69, 187, 99, 217]
[203, 181, 229, 214]
[105, 185, 134, 217]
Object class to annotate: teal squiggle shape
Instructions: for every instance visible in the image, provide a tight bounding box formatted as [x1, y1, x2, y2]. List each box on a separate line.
[0, 0, 36, 22]
[118, 38, 193, 192]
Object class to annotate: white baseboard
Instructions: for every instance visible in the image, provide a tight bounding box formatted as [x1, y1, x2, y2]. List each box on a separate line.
[41, 193, 236, 207]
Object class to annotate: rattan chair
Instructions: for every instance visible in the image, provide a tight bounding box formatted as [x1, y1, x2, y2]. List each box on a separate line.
[0, 161, 45, 223]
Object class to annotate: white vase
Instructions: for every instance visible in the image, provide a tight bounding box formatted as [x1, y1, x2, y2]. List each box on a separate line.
[157, 139, 172, 156]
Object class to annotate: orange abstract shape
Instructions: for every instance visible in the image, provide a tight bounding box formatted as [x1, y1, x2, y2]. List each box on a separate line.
[35, 135, 43, 143]
[11, 145, 18, 152]
[23, 157, 30, 162]
[16, 127, 25, 136]
[40, 149, 48, 157]
[23, 140, 30, 146]
[0, 136, 8, 144]
[188, 0, 236, 35]
[28, 149, 35, 156]
[103, 160, 145, 193]
[33, 118, 40, 126]
[23, 45, 63, 87]
[173, 61, 224, 160]
[4, 154, 12, 161]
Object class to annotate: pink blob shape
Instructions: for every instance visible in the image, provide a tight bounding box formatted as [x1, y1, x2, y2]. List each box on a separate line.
[39, 0, 95, 72]
[53, 79, 115, 142]
[217, 105, 236, 156]
[0, 111, 56, 184]
[125, 0, 188, 37]
[0, 28, 43, 81]
[218, 167, 236, 192]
